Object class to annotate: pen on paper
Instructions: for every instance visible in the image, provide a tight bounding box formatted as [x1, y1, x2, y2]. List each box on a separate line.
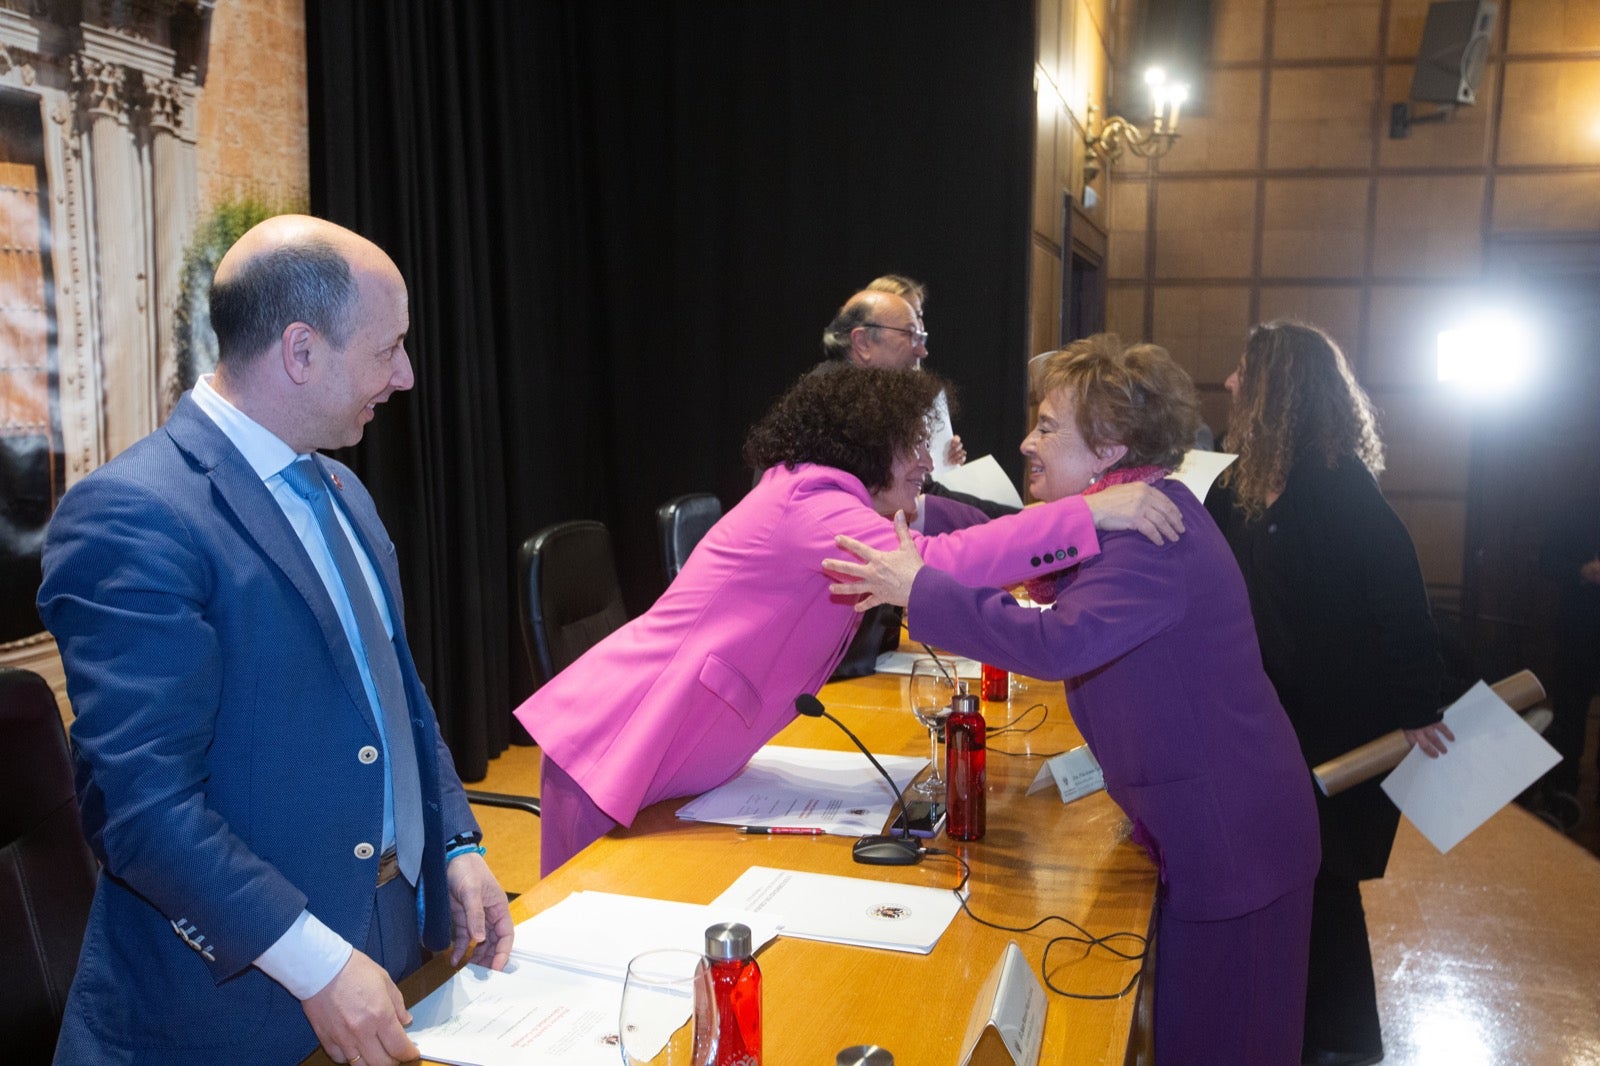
[738, 826, 828, 835]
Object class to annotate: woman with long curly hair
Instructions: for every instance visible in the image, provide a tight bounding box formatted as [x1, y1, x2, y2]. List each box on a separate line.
[516, 365, 1184, 875]
[1206, 321, 1454, 1066]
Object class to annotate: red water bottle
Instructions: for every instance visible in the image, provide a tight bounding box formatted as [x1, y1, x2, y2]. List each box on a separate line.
[705, 921, 761, 1065]
[945, 684, 986, 841]
[981, 663, 1008, 702]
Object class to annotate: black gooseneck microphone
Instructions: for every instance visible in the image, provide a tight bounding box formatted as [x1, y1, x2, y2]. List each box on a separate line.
[794, 694, 924, 866]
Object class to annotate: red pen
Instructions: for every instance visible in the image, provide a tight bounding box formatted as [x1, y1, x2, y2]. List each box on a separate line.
[737, 826, 827, 835]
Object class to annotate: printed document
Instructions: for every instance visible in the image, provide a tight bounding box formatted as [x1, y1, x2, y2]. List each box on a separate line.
[406, 959, 625, 1066]
[407, 890, 779, 1065]
[675, 745, 927, 834]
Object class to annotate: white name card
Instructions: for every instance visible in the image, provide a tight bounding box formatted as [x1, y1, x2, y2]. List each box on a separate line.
[958, 942, 1047, 1066]
[1027, 744, 1105, 803]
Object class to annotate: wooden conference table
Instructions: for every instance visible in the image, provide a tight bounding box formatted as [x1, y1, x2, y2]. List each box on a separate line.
[313, 670, 1160, 1064]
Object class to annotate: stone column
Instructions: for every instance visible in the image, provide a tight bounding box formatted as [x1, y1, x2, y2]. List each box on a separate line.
[74, 55, 154, 460]
[145, 75, 198, 419]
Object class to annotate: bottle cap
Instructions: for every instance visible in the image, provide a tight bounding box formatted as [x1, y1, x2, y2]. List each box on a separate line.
[704, 921, 753, 961]
[952, 683, 979, 716]
[836, 1047, 894, 1066]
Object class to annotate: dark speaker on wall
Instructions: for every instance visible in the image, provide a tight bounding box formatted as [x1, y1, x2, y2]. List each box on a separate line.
[1409, 0, 1497, 106]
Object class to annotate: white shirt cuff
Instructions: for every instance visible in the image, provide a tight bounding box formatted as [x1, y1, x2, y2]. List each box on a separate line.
[254, 909, 354, 1000]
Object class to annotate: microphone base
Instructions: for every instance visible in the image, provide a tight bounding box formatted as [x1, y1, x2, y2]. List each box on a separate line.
[852, 835, 925, 866]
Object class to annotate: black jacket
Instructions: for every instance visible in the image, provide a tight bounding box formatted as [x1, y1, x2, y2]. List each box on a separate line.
[1208, 454, 1444, 879]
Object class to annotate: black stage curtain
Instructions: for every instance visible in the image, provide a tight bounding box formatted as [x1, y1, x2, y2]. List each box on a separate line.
[306, 1, 1036, 780]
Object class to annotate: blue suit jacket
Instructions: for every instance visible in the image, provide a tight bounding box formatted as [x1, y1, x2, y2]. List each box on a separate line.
[39, 395, 476, 1065]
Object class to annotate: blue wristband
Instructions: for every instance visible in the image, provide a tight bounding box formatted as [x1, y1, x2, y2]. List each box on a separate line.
[446, 843, 487, 863]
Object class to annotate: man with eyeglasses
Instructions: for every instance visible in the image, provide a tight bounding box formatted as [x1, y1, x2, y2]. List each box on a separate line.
[820, 288, 929, 370]
[816, 281, 1018, 679]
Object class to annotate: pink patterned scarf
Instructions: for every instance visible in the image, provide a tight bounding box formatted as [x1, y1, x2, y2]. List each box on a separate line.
[1022, 465, 1169, 605]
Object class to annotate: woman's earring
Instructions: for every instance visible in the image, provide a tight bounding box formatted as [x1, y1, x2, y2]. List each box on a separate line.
[1088, 471, 1100, 486]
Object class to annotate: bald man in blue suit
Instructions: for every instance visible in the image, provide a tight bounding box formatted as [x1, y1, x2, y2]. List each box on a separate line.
[39, 216, 513, 1066]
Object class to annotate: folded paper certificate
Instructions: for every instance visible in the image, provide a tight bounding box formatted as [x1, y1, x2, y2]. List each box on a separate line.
[711, 865, 962, 954]
[512, 891, 778, 979]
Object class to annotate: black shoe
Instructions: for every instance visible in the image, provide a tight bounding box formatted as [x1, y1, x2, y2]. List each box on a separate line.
[1302, 1047, 1383, 1066]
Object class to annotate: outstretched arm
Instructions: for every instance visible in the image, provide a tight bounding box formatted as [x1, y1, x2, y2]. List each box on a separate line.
[1081, 483, 1185, 545]
[824, 511, 926, 611]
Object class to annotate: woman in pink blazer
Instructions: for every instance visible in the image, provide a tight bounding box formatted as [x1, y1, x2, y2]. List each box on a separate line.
[515, 367, 1183, 874]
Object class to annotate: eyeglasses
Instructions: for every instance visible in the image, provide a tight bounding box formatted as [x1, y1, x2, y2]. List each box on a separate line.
[860, 322, 929, 347]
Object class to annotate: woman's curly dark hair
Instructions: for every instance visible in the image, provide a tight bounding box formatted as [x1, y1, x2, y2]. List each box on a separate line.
[743, 367, 951, 492]
[1223, 320, 1384, 520]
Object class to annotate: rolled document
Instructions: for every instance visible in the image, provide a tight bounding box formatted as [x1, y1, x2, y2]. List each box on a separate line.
[1311, 670, 1546, 797]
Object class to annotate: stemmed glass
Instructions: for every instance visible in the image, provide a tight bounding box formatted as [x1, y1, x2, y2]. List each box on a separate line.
[908, 656, 957, 797]
[620, 948, 718, 1066]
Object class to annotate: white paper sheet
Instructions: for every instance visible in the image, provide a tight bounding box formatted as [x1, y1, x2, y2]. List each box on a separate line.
[409, 889, 779, 1066]
[936, 454, 1025, 509]
[511, 891, 778, 980]
[1380, 680, 1561, 853]
[930, 390, 959, 478]
[675, 745, 926, 835]
[875, 649, 983, 680]
[710, 865, 962, 954]
[406, 959, 627, 1066]
[1170, 449, 1236, 503]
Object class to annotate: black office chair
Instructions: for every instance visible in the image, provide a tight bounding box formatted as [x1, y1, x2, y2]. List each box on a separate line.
[463, 788, 542, 820]
[655, 492, 722, 584]
[519, 520, 630, 685]
[1, 668, 97, 1064]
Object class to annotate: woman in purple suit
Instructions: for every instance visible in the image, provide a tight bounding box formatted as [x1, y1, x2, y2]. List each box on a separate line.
[826, 336, 1320, 1066]
[516, 366, 1185, 876]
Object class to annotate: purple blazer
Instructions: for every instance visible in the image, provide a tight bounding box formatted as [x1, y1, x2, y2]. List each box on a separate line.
[514, 462, 1102, 827]
[911, 480, 1320, 922]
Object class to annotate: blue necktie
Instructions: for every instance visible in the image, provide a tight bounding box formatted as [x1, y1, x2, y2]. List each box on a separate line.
[280, 458, 423, 885]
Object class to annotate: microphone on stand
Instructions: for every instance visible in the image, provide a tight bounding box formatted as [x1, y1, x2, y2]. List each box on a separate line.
[794, 695, 924, 866]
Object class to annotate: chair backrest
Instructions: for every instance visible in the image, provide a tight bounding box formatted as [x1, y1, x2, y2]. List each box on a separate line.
[0, 668, 97, 1063]
[518, 520, 630, 685]
[655, 492, 722, 584]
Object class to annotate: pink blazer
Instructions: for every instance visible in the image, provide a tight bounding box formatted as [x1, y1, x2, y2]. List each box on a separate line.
[513, 462, 1100, 826]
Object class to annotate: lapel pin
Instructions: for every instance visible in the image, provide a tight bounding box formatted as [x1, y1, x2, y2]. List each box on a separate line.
[330, 472, 343, 491]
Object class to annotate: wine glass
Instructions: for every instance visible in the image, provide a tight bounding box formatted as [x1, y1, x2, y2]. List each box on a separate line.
[908, 656, 957, 797]
[619, 948, 718, 1066]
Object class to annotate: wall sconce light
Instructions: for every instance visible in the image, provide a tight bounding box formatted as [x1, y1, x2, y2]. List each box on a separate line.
[1083, 67, 1189, 182]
